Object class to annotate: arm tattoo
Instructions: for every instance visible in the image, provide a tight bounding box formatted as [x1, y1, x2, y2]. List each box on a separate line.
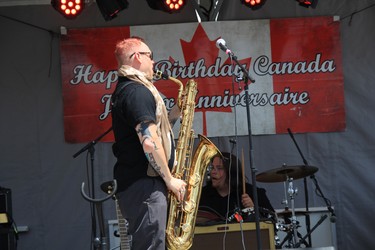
[145, 152, 165, 178]
[138, 121, 163, 176]
[141, 135, 152, 146]
[138, 121, 159, 150]
[137, 121, 153, 137]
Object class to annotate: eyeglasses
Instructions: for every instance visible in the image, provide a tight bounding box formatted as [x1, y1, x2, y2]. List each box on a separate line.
[210, 165, 225, 171]
[129, 51, 153, 60]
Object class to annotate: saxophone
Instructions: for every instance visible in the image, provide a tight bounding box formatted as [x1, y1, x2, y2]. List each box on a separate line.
[155, 71, 221, 250]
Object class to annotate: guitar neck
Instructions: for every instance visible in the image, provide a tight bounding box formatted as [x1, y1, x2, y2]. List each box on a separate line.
[115, 199, 130, 250]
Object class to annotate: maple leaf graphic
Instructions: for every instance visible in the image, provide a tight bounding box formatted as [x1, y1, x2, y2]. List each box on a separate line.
[157, 24, 252, 135]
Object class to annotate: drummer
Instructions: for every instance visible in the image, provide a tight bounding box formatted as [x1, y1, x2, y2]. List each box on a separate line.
[199, 152, 274, 223]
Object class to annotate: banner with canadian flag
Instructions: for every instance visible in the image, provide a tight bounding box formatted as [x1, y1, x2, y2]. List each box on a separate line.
[60, 16, 345, 143]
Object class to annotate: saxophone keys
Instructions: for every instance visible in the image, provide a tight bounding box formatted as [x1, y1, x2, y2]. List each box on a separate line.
[183, 200, 196, 213]
[188, 173, 201, 186]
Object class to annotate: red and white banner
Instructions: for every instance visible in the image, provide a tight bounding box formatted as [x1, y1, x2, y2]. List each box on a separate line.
[60, 17, 345, 143]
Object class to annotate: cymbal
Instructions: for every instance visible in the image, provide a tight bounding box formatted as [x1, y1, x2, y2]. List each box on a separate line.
[256, 165, 318, 183]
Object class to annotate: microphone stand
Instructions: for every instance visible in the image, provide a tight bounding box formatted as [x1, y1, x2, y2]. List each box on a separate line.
[227, 51, 262, 250]
[81, 180, 118, 250]
[287, 128, 337, 246]
[310, 176, 337, 223]
[73, 126, 113, 249]
[72, 126, 113, 158]
[287, 128, 312, 247]
[295, 214, 328, 248]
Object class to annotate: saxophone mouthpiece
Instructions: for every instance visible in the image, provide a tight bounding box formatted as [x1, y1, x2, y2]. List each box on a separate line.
[154, 69, 169, 80]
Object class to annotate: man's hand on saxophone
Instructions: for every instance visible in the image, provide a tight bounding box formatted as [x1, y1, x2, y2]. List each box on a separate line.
[167, 177, 187, 202]
[136, 120, 187, 202]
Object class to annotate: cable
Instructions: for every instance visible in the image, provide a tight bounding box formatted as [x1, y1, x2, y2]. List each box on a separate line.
[220, 50, 247, 250]
[340, 3, 375, 26]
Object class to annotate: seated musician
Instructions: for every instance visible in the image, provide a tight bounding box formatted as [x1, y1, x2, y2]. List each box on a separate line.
[198, 152, 275, 225]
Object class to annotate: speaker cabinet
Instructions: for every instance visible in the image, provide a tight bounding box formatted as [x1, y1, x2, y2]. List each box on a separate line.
[0, 188, 12, 216]
[191, 222, 275, 250]
[0, 188, 16, 250]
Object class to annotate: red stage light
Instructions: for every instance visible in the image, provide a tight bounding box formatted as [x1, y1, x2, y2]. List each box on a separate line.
[52, 0, 84, 19]
[297, 0, 318, 8]
[241, 0, 266, 10]
[147, 0, 186, 13]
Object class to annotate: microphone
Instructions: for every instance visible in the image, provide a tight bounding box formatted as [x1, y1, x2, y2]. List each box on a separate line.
[328, 206, 337, 223]
[216, 38, 233, 56]
[216, 38, 256, 83]
[330, 213, 337, 223]
[153, 69, 169, 80]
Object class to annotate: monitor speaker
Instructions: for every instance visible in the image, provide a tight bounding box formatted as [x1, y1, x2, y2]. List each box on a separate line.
[191, 222, 275, 250]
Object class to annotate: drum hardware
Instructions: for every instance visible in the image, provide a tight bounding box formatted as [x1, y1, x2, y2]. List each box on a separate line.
[276, 193, 329, 249]
[278, 195, 332, 249]
[270, 177, 302, 248]
[227, 207, 255, 222]
[276, 213, 329, 248]
[277, 225, 308, 249]
[225, 206, 275, 224]
[287, 177, 299, 246]
[264, 128, 335, 248]
[282, 181, 289, 210]
[256, 165, 320, 249]
[272, 177, 311, 248]
[228, 208, 244, 223]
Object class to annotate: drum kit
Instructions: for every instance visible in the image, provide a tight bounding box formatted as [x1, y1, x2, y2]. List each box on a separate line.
[256, 164, 319, 248]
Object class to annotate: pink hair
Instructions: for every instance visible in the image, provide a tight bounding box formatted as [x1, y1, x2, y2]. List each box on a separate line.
[114, 36, 145, 67]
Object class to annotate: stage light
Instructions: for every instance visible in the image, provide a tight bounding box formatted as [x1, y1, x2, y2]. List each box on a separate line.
[297, 0, 318, 8]
[146, 0, 186, 13]
[96, 0, 129, 21]
[51, 0, 84, 19]
[241, 0, 267, 10]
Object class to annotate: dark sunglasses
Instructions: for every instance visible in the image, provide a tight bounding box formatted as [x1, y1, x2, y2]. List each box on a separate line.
[129, 51, 153, 60]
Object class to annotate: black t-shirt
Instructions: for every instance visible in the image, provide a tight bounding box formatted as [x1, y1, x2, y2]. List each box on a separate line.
[111, 77, 171, 192]
[199, 183, 274, 221]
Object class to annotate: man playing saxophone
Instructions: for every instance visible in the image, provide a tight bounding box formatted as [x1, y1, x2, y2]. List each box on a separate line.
[111, 37, 186, 250]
